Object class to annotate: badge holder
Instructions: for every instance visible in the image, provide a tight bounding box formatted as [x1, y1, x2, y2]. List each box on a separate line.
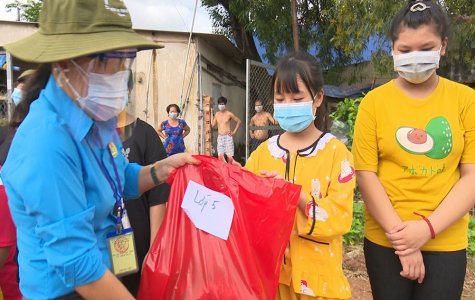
[88, 140, 139, 277]
[107, 226, 139, 277]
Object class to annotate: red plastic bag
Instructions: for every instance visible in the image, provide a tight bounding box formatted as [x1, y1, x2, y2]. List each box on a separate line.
[138, 155, 301, 300]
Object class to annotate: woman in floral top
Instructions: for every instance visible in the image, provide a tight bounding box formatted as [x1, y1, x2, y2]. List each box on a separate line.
[157, 104, 190, 156]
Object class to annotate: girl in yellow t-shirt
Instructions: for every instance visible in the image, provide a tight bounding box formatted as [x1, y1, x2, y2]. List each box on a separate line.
[353, 1, 475, 299]
[246, 52, 355, 300]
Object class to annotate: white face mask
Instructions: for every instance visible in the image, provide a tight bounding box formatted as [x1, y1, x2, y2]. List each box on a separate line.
[392, 48, 441, 84]
[218, 104, 226, 111]
[62, 60, 130, 122]
[77, 71, 130, 121]
[169, 112, 178, 119]
[255, 105, 263, 113]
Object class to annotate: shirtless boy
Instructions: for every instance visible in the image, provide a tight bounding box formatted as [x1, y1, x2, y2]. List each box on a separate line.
[211, 96, 241, 162]
[249, 99, 276, 153]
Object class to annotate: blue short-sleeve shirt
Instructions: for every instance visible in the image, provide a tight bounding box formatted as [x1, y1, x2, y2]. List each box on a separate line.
[2, 75, 142, 299]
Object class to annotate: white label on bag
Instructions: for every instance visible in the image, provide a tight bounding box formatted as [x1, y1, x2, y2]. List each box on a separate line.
[181, 180, 234, 240]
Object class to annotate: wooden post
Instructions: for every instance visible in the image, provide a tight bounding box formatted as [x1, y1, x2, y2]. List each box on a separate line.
[291, 0, 299, 51]
[152, 49, 159, 127]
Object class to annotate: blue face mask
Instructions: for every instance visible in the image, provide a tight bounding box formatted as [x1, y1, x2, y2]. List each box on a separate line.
[11, 88, 23, 105]
[274, 101, 315, 133]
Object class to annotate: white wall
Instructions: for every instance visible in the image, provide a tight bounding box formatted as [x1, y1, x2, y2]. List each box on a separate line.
[0, 22, 246, 154]
[133, 31, 200, 153]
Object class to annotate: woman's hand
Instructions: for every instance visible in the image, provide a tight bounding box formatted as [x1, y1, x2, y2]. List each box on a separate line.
[259, 171, 307, 211]
[386, 220, 432, 256]
[154, 153, 200, 183]
[398, 250, 425, 283]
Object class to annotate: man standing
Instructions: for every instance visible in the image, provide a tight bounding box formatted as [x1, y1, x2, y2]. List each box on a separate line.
[211, 96, 241, 163]
[249, 99, 276, 153]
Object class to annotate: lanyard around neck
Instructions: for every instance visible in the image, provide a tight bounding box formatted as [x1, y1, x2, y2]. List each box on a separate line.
[86, 139, 124, 231]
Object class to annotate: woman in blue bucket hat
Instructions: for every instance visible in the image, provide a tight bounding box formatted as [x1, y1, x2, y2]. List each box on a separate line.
[2, 0, 199, 299]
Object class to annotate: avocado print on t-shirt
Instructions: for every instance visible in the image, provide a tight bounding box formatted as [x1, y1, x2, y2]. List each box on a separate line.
[395, 116, 452, 159]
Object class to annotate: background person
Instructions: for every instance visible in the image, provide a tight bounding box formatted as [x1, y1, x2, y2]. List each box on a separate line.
[10, 69, 35, 107]
[211, 96, 241, 163]
[157, 104, 190, 156]
[246, 52, 355, 300]
[249, 98, 276, 153]
[117, 113, 170, 296]
[1, 0, 198, 299]
[0, 69, 35, 164]
[352, 1, 475, 299]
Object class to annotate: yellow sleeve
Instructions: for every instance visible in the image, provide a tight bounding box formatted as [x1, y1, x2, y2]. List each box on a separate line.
[461, 88, 475, 164]
[299, 144, 355, 241]
[352, 93, 378, 172]
[244, 147, 259, 174]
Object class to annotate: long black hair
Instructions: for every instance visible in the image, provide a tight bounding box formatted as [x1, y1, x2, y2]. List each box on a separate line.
[272, 51, 329, 131]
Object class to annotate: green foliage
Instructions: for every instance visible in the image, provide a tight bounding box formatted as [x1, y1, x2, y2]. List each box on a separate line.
[202, 0, 474, 83]
[329, 97, 362, 149]
[0, 118, 8, 127]
[6, 0, 42, 22]
[468, 216, 475, 255]
[343, 201, 364, 246]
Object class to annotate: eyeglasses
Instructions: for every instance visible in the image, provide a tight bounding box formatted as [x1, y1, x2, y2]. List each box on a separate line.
[88, 50, 137, 74]
[90, 50, 137, 60]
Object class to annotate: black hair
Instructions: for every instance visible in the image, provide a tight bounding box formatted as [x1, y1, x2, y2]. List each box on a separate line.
[217, 96, 227, 105]
[166, 103, 181, 114]
[10, 64, 51, 129]
[15, 74, 31, 86]
[127, 69, 134, 91]
[271, 51, 328, 131]
[390, 0, 449, 42]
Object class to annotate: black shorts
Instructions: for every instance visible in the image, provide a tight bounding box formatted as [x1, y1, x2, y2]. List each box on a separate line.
[364, 238, 466, 300]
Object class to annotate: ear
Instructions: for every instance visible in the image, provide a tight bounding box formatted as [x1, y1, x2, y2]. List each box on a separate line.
[313, 90, 324, 108]
[440, 37, 448, 56]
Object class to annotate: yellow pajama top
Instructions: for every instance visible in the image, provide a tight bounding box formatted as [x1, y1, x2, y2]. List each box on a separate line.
[246, 133, 355, 299]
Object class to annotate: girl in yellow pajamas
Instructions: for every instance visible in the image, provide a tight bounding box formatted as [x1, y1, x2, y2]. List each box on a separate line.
[245, 52, 355, 300]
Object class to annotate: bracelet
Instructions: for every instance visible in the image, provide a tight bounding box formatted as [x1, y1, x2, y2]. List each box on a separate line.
[150, 164, 160, 186]
[414, 212, 435, 239]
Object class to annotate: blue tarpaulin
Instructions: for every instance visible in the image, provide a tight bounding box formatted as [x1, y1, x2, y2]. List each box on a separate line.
[323, 84, 373, 99]
[0, 54, 21, 71]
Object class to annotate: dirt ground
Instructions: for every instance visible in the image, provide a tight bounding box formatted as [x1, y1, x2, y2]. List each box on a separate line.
[343, 245, 475, 300]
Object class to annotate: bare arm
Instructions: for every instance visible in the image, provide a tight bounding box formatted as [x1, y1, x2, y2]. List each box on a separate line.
[267, 113, 276, 125]
[249, 117, 255, 138]
[0, 247, 11, 268]
[231, 113, 241, 135]
[182, 125, 191, 138]
[357, 170, 425, 282]
[149, 203, 166, 247]
[356, 170, 402, 232]
[387, 164, 475, 254]
[139, 153, 200, 194]
[76, 269, 133, 300]
[211, 110, 217, 128]
[429, 164, 475, 233]
[156, 126, 167, 139]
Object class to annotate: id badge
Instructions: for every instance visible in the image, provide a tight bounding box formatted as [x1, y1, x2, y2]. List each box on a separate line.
[107, 228, 139, 277]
